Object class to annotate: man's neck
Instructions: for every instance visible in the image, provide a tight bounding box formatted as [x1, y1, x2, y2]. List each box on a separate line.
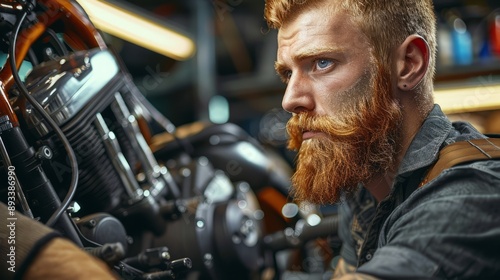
[365, 97, 434, 202]
[364, 127, 417, 202]
[364, 171, 395, 202]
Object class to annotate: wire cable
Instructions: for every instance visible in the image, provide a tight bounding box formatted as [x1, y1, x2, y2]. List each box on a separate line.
[9, 10, 79, 227]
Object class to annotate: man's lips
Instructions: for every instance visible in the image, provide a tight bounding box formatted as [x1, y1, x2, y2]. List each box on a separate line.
[302, 131, 326, 140]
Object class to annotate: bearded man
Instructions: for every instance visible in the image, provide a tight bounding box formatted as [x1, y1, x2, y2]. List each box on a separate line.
[265, 0, 500, 279]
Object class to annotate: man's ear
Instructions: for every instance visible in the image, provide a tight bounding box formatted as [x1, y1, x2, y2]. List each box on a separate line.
[395, 35, 430, 91]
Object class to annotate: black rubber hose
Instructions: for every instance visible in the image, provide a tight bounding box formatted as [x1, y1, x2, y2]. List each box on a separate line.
[9, 10, 79, 227]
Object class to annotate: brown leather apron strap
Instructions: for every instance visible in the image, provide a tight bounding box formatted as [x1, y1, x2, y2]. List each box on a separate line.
[420, 138, 500, 187]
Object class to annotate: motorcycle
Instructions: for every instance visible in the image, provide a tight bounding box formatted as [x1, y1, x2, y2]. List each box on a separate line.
[0, 0, 338, 279]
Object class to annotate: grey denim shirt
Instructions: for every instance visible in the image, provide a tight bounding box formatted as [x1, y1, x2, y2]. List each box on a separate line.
[338, 104, 500, 279]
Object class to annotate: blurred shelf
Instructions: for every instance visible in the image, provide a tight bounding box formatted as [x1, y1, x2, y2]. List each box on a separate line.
[436, 58, 500, 82]
[435, 77, 500, 114]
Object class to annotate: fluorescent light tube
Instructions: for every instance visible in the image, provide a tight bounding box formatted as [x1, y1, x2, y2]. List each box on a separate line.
[76, 0, 195, 60]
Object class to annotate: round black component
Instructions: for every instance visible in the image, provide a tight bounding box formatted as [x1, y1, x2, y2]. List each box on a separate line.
[150, 193, 264, 280]
[77, 213, 129, 252]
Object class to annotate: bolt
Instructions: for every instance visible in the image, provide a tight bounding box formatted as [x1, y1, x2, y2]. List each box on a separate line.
[161, 251, 171, 260]
[203, 253, 213, 267]
[87, 219, 97, 228]
[196, 219, 205, 229]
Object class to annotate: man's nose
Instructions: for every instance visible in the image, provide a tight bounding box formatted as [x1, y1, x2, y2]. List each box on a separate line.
[281, 73, 314, 114]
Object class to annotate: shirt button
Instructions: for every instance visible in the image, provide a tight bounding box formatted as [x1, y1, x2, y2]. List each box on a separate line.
[365, 253, 373, 261]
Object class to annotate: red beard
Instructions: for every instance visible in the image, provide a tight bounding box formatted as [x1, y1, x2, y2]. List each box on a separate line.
[286, 65, 403, 205]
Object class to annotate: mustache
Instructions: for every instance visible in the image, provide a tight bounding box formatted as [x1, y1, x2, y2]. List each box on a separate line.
[287, 113, 357, 135]
[286, 112, 362, 151]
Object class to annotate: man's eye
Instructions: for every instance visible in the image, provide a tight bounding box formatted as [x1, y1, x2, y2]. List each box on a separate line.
[316, 59, 333, 69]
[280, 70, 292, 83]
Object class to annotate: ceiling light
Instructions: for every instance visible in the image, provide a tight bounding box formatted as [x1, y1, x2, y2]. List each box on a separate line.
[76, 0, 195, 60]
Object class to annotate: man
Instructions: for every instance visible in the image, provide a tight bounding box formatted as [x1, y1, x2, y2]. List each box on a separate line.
[264, 0, 500, 279]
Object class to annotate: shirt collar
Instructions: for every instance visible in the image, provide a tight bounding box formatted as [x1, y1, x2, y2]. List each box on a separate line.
[397, 104, 452, 176]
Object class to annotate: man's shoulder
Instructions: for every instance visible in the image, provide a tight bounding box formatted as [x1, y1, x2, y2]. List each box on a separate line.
[395, 158, 500, 214]
[424, 158, 500, 195]
[374, 161, 500, 279]
[383, 158, 500, 246]
[383, 156, 500, 237]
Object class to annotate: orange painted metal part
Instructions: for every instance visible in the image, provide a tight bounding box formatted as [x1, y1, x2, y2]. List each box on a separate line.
[257, 187, 292, 234]
[0, 0, 106, 127]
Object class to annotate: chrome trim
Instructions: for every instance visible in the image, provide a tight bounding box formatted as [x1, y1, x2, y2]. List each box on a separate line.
[25, 49, 119, 137]
[94, 113, 143, 202]
[110, 92, 180, 198]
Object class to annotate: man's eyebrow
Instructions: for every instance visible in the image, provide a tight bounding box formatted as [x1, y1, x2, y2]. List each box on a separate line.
[275, 46, 345, 73]
[294, 46, 344, 61]
[274, 61, 287, 74]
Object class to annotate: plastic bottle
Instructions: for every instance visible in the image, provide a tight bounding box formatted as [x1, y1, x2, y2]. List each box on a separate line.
[451, 17, 474, 65]
[490, 13, 500, 56]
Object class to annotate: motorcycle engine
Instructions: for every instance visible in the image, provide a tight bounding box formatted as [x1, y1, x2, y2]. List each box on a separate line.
[12, 48, 266, 279]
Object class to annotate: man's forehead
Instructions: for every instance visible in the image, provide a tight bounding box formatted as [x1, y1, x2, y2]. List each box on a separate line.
[276, 13, 368, 61]
[276, 6, 363, 46]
